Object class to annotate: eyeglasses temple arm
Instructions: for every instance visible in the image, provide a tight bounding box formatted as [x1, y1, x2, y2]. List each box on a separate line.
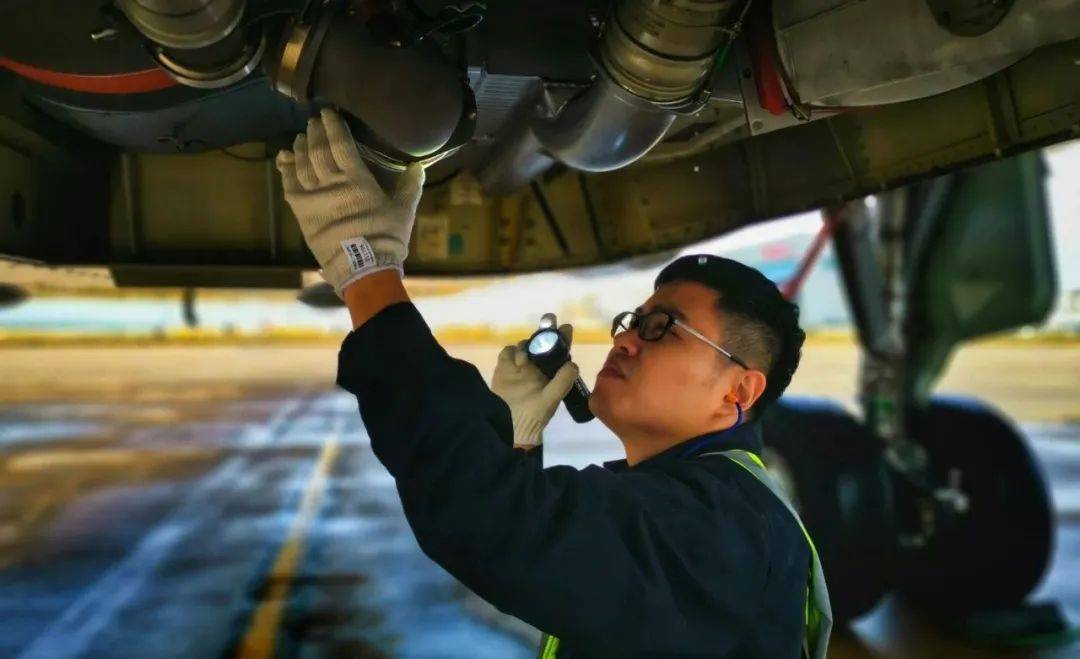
[673, 319, 750, 369]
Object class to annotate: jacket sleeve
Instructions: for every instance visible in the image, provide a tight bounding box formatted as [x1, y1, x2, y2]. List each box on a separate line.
[336, 302, 767, 652]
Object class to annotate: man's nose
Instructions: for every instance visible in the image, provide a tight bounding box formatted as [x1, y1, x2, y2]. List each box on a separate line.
[613, 329, 641, 357]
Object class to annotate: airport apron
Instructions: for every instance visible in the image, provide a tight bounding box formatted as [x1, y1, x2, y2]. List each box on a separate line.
[535, 449, 833, 659]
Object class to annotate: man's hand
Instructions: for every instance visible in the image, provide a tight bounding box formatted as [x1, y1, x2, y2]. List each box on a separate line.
[491, 322, 579, 449]
[276, 108, 425, 297]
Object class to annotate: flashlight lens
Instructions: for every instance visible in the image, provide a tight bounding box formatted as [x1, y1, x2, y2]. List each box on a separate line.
[528, 330, 559, 356]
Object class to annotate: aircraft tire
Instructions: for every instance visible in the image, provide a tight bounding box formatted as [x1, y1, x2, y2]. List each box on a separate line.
[760, 396, 895, 624]
[897, 395, 1054, 615]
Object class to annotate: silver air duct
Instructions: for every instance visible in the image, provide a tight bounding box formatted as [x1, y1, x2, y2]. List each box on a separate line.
[602, 0, 736, 105]
[116, 0, 264, 89]
[477, 0, 742, 193]
[267, 0, 476, 171]
[116, 0, 244, 49]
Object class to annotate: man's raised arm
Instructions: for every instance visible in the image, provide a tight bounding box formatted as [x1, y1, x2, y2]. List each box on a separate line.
[274, 109, 763, 654]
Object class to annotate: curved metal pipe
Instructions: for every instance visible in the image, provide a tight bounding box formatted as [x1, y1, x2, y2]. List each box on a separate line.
[117, 0, 261, 89]
[532, 77, 676, 172]
[476, 0, 738, 191]
[309, 16, 465, 160]
[268, 3, 474, 167]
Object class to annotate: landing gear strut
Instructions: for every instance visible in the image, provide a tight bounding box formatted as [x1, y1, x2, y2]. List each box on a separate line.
[764, 152, 1058, 626]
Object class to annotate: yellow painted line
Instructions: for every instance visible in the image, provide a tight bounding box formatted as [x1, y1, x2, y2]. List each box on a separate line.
[234, 437, 341, 659]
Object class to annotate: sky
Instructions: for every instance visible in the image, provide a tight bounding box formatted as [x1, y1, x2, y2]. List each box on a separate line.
[1045, 141, 1080, 294]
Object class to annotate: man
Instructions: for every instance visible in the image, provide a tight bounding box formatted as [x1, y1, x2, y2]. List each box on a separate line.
[277, 109, 831, 658]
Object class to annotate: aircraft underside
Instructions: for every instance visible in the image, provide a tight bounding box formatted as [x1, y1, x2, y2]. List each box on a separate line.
[0, 0, 1072, 631]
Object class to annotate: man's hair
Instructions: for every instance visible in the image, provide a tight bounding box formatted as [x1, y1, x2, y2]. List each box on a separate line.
[654, 254, 805, 411]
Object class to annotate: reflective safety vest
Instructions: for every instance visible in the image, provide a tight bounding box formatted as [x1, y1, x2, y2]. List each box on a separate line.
[535, 449, 832, 659]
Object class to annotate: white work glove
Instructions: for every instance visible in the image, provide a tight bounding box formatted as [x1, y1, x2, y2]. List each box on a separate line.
[491, 322, 580, 448]
[275, 107, 425, 297]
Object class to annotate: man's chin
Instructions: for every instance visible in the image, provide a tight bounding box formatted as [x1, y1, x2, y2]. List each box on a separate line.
[588, 383, 626, 426]
[589, 381, 612, 412]
[587, 386, 607, 419]
[588, 401, 614, 432]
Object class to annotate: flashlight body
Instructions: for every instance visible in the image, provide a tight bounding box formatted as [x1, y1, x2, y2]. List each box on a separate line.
[526, 328, 594, 423]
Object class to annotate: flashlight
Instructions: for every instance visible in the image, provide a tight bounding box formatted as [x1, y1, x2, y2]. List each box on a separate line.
[526, 313, 594, 423]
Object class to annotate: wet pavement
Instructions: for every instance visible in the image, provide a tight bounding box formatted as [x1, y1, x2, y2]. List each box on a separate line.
[0, 384, 1078, 658]
[0, 387, 530, 658]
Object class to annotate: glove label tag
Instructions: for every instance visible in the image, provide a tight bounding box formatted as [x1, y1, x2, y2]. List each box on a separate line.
[341, 238, 378, 273]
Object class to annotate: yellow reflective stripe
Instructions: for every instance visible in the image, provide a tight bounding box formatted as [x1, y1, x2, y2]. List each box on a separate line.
[727, 451, 817, 552]
[541, 635, 560, 659]
[723, 450, 821, 651]
[741, 450, 767, 470]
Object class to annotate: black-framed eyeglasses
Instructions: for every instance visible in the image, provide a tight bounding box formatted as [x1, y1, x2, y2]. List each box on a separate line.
[611, 310, 750, 369]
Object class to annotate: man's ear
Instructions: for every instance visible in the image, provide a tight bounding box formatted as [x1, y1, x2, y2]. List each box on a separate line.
[733, 369, 768, 412]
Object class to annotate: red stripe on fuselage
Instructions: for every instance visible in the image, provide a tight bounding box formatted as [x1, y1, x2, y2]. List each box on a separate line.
[0, 57, 177, 94]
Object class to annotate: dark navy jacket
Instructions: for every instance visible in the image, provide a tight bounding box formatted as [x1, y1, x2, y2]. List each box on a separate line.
[337, 302, 809, 658]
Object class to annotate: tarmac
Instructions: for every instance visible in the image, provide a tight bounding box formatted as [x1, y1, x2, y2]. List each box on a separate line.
[0, 341, 1077, 658]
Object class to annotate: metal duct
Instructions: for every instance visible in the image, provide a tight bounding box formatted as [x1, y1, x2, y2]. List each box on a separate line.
[116, 0, 263, 89]
[531, 78, 676, 173]
[115, 0, 245, 49]
[476, 0, 741, 192]
[308, 16, 467, 161]
[601, 0, 737, 104]
[268, 1, 475, 169]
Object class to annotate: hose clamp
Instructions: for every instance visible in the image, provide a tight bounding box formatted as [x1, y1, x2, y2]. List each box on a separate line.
[153, 32, 266, 89]
[271, 0, 344, 101]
